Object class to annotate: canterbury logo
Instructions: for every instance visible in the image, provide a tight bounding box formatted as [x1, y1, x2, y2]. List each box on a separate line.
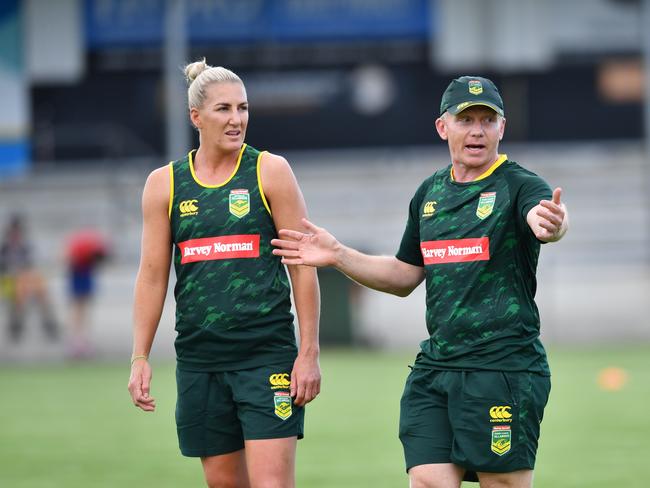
[489, 406, 512, 422]
[422, 201, 437, 217]
[179, 199, 199, 216]
[269, 373, 291, 389]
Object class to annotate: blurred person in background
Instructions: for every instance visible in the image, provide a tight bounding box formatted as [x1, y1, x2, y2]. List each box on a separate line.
[127, 58, 321, 488]
[0, 214, 59, 342]
[272, 76, 568, 488]
[65, 228, 110, 359]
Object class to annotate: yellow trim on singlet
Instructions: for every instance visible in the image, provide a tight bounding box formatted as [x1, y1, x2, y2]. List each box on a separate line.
[188, 144, 247, 188]
[450, 154, 508, 182]
[256, 151, 272, 216]
[168, 161, 174, 220]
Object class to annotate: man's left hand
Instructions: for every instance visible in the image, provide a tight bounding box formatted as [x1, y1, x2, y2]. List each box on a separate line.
[528, 187, 568, 242]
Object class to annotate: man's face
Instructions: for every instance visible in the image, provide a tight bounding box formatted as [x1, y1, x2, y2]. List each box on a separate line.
[435, 106, 506, 170]
[190, 81, 249, 153]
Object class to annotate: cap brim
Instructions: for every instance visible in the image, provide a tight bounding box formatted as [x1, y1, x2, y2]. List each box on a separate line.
[446, 101, 504, 116]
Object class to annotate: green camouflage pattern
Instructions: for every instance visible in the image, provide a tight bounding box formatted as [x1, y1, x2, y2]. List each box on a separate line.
[170, 144, 296, 371]
[397, 160, 552, 373]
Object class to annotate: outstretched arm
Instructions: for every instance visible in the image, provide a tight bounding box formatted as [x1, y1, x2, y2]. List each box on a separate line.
[272, 218, 425, 297]
[527, 187, 569, 243]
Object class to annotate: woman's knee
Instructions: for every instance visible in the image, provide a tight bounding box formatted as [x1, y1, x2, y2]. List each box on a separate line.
[204, 472, 246, 488]
[408, 463, 463, 488]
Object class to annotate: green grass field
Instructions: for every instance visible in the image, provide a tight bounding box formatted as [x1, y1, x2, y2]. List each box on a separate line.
[1, 346, 649, 487]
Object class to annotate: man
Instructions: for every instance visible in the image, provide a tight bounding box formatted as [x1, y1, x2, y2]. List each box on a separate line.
[271, 76, 568, 488]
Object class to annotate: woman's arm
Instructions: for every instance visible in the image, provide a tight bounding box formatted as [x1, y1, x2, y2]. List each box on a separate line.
[260, 152, 321, 407]
[128, 166, 173, 412]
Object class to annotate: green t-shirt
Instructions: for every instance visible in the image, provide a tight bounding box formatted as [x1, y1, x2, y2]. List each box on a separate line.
[396, 158, 552, 374]
[169, 144, 297, 372]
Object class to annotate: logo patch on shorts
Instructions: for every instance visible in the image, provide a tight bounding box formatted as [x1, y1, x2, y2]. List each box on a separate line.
[269, 373, 291, 389]
[274, 392, 292, 420]
[491, 426, 511, 456]
[489, 405, 513, 423]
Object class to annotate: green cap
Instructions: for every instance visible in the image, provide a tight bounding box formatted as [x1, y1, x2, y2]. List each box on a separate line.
[439, 76, 504, 116]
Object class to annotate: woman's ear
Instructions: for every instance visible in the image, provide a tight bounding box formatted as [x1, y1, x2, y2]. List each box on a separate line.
[190, 107, 201, 130]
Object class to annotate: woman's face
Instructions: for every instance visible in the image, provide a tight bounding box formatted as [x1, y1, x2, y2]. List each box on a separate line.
[191, 81, 249, 153]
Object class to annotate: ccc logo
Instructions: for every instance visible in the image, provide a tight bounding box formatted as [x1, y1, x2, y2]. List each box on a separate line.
[422, 201, 437, 217]
[179, 199, 199, 215]
[269, 373, 291, 388]
[489, 406, 512, 420]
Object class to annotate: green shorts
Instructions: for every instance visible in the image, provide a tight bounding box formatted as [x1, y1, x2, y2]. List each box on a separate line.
[399, 368, 551, 481]
[175, 363, 304, 457]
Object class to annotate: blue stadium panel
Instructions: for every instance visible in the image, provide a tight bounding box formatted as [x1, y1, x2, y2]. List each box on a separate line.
[0, 140, 30, 177]
[85, 0, 431, 47]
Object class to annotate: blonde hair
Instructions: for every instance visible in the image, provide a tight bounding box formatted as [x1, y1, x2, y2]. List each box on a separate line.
[184, 58, 244, 109]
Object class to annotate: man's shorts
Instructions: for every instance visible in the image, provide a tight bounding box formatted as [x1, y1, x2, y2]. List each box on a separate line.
[175, 363, 304, 457]
[399, 368, 551, 481]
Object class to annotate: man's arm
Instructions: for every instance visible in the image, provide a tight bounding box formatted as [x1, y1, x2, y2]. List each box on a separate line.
[272, 218, 425, 298]
[127, 166, 172, 412]
[261, 153, 321, 407]
[526, 187, 569, 243]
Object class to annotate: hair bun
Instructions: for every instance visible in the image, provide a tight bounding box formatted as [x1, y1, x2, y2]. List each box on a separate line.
[184, 58, 210, 84]
[183, 60, 243, 110]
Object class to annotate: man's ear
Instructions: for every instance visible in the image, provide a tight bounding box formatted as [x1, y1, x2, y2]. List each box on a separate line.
[435, 116, 448, 141]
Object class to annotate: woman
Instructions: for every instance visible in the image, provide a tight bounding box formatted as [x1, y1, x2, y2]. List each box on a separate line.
[127, 59, 321, 488]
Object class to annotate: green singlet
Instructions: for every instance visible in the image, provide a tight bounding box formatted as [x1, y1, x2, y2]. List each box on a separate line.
[396, 155, 552, 374]
[169, 144, 297, 372]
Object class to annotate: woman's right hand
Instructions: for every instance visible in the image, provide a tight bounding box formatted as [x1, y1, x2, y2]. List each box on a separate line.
[128, 358, 156, 412]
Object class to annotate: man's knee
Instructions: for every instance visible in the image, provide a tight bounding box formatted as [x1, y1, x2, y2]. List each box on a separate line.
[409, 472, 436, 488]
[409, 472, 458, 488]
